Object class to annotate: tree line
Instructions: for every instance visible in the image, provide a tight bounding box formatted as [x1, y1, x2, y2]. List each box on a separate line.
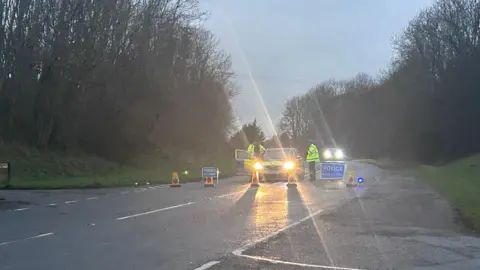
[277, 0, 480, 163]
[0, 0, 236, 164]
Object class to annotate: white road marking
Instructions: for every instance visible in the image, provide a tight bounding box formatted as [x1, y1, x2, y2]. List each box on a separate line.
[215, 189, 249, 198]
[116, 202, 195, 220]
[0, 232, 54, 247]
[86, 197, 98, 200]
[64, 200, 77, 204]
[232, 207, 365, 270]
[13, 207, 29, 212]
[48, 203, 57, 206]
[120, 191, 128, 195]
[233, 209, 324, 255]
[229, 166, 376, 270]
[238, 254, 364, 270]
[193, 261, 220, 270]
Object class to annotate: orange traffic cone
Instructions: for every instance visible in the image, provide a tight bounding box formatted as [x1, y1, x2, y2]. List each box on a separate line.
[170, 172, 182, 187]
[204, 176, 215, 187]
[346, 171, 356, 187]
[250, 171, 260, 187]
[287, 171, 297, 188]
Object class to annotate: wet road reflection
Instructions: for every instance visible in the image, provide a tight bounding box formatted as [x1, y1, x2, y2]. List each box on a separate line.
[251, 186, 289, 238]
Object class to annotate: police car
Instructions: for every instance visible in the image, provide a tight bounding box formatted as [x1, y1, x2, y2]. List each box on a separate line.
[253, 148, 304, 182]
[321, 147, 345, 162]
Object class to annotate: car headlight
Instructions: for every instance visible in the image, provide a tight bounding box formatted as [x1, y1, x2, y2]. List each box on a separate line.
[283, 161, 295, 170]
[323, 150, 332, 159]
[334, 149, 344, 159]
[253, 162, 263, 170]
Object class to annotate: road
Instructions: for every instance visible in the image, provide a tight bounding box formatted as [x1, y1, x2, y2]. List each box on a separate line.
[1, 162, 480, 270]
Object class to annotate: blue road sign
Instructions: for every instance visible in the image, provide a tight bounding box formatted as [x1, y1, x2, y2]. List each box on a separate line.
[320, 162, 346, 179]
[202, 167, 218, 178]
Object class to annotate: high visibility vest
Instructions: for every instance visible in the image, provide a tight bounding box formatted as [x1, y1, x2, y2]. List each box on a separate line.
[247, 144, 254, 154]
[255, 144, 265, 154]
[306, 144, 320, 162]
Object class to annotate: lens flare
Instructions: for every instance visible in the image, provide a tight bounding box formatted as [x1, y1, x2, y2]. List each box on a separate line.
[284, 161, 295, 170]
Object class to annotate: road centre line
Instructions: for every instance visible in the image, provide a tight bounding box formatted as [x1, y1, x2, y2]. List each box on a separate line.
[64, 200, 77, 204]
[116, 202, 195, 220]
[2, 181, 251, 214]
[116, 188, 252, 220]
[0, 232, 54, 247]
[215, 189, 251, 198]
[193, 261, 220, 270]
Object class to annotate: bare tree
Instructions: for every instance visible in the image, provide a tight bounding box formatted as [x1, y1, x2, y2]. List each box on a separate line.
[0, 0, 237, 164]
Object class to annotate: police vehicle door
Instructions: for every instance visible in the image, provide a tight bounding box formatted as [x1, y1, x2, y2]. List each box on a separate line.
[235, 149, 254, 175]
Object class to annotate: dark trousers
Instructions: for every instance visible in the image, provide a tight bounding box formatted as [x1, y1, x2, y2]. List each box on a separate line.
[308, 161, 316, 181]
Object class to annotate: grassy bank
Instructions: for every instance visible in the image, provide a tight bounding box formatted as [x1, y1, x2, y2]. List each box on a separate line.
[420, 154, 480, 232]
[0, 144, 235, 189]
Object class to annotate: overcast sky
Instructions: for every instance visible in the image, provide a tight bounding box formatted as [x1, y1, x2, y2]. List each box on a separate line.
[200, 0, 434, 136]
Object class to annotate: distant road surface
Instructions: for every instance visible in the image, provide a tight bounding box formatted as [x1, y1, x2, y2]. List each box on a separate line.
[1, 162, 480, 270]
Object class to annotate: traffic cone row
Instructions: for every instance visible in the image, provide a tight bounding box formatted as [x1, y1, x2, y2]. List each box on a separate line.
[168, 170, 309, 189]
[169, 172, 217, 188]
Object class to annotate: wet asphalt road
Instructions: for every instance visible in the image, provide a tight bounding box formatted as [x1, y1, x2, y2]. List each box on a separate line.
[1, 162, 480, 270]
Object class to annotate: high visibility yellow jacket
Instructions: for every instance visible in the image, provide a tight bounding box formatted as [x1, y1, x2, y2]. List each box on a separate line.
[306, 143, 320, 162]
[247, 144, 255, 154]
[248, 144, 265, 155]
[257, 145, 265, 153]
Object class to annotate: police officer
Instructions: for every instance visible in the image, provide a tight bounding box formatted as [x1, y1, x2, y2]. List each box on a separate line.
[253, 141, 265, 160]
[247, 142, 255, 156]
[305, 140, 320, 181]
[248, 141, 264, 157]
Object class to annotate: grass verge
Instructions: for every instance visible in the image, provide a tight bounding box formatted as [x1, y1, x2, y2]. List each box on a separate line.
[420, 154, 480, 232]
[0, 144, 235, 189]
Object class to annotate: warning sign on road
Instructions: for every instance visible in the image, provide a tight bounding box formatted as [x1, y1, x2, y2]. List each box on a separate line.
[202, 167, 218, 186]
[320, 162, 346, 180]
[202, 167, 218, 178]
